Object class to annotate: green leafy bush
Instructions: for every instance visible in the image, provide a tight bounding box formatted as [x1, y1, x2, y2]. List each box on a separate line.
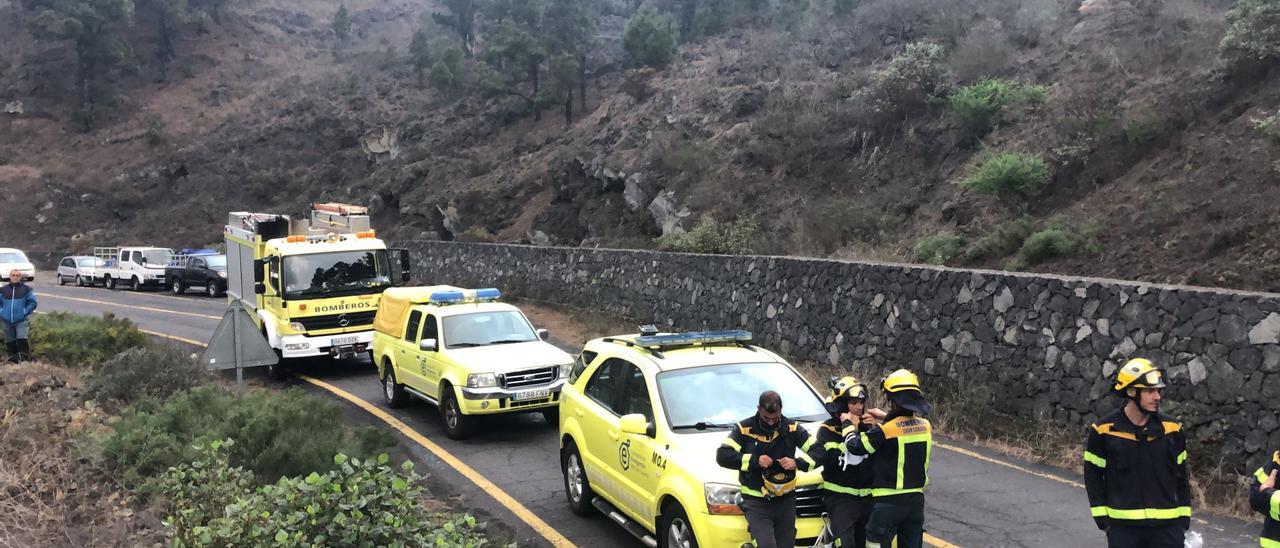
[30, 312, 149, 368]
[1251, 110, 1280, 142]
[1006, 224, 1101, 270]
[966, 216, 1037, 260]
[1123, 109, 1167, 145]
[1220, 0, 1280, 65]
[100, 385, 394, 496]
[947, 79, 1046, 133]
[867, 42, 948, 119]
[961, 152, 1050, 196]
[161, 440, 497, 547]
[623, 6, 677, 69]
[657, 215, 759, 255]
[83, 344, 208, 406]
[913, 233, 965, 265]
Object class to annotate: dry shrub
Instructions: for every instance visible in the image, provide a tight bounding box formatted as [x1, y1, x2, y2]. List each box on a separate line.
[949, 29, 1015, 82]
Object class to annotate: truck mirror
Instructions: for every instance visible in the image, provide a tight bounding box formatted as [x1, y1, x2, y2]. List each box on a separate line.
[396, 249, 411, 283]
[253, 259, 266, 284]
[419, 338, 438, 352]
[254, 282, 266, 295]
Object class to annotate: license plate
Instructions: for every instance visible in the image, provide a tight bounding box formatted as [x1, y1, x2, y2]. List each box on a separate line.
[332, 336, 357, 346]
[512, 388, 550, 401]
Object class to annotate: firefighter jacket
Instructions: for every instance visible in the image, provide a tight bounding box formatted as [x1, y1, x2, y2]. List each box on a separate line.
[1083, 407, 1191, 530]
[807, 416, 874, 497]
[844, 411, 932, 504]
[1250, 451, 1280, 548]
[716, 414, 817, 499]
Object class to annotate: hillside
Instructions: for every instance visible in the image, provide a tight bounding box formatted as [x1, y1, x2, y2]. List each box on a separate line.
[3, 0, 1280, 292]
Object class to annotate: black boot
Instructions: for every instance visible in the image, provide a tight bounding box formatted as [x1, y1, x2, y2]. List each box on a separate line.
[5, 342, 16, 363]
[16, 339, 30, 362]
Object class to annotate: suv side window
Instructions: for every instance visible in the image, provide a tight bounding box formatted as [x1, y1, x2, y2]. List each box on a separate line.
[616, 363, 654, 423]
[584, 358, 627, 415]
[423, 314, 439, 342]
[570, 350, 598, 383]
[404, 310, 423, 343]
[61, 258, 72, 267]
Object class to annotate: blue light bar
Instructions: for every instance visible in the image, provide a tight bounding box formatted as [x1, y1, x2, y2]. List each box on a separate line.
[474, 288, 502, 301]
[429, 288, 502, 304]
[430, 291, 465, 303]
[634, 330, 753, 348]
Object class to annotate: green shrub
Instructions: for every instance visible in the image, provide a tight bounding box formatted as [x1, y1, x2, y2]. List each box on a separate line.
[100, 385, 394, 497]
[1220, 0, 1280, 65]
[30, 312, 149, 368]
[656, 215, 759, 255]
[1123, 109, 1167, 145]
[1006, 224, 1101, 269]
[623, 6, 678, 69]
[1251, 110, 1280, 142]
[83, 344, 209, 406]
[946, 79, 1046, 133]
[913, 232, 964, 265]
[161, 440, 496, 547]
[867, 41, 948, 119]
[966, 216, 1037, 260]
[961, 152, 1050, 196]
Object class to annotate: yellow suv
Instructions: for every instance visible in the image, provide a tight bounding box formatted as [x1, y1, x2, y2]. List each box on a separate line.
[372, 286, 574, 439]
[558, 329, 829, 548]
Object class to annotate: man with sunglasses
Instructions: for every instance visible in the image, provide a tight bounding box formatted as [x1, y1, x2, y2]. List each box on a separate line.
[1084, 358, 1191, 548]
[807, 375, 882, 548]
[716, 390, 817, 548]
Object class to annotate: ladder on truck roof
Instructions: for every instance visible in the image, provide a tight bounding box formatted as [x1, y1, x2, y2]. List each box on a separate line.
[309, 202, 370, 235]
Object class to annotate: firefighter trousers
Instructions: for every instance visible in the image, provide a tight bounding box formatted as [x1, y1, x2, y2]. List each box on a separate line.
[740, 493, 796, 548]
[1105, 524, 1182, 548]
[823, 492, 871, 548]
[865, 500, 925, 548]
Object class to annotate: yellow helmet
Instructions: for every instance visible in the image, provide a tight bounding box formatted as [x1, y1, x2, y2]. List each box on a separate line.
[826, 375, 867, 403]
[1114, 358, 1166, 392]
[883, 369, 922, 394]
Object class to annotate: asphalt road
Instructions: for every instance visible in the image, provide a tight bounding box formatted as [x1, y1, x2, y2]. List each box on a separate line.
[30, 280, 1261, 547]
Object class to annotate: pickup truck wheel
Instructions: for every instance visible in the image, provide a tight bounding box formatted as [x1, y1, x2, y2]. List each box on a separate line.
[382, 362, 409, 408]
[75, 275, 85, 287]
[104, 276, 115, 290]
[206, 281, 222, 298]
[659, 503, 698, 548]
[171, 279, 185, 294]
[131, 277, 142, 291]
[562, 441, 595, 516]
[440, 388, 472, 440]
[541, 407, 560, 426]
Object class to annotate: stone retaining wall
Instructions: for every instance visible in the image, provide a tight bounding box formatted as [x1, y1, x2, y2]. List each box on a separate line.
[400, 240, 1280, 471]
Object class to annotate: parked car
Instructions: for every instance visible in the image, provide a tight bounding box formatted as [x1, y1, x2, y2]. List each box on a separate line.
[165, 249, 228, 297]
[55, 255, 106, 286]
[0, 248, 35, 282]
[93, 246, 173, 291]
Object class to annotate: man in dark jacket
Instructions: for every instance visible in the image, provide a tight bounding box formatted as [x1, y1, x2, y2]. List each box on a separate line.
[0, 269, 37, 362]
[716, 390, 817, 548]
[808, 375, 880, 548]
[1084, 358, 1190, 548]
[1250, 450, 1280, 548]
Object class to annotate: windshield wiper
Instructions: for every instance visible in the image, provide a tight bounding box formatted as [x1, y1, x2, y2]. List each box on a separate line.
[488, 339, 531, 345]
[671, 422, 734, 431]
[449, 342, 485, 348]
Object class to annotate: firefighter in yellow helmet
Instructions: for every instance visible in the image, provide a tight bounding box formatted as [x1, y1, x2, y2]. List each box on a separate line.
[1249, 450, 1280, 548]
[1083, 358, 1191, 548]
[842, 369, 933, 548]
[806, 375, 882, 547]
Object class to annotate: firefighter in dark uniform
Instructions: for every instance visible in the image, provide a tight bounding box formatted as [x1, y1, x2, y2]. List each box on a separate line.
[1250, 450, 1280, 547]
[808, 376, 879, 548]
[1084, 358, 1191, 548]
[716, 390, 818, 548]
[843, 369, 933, 548]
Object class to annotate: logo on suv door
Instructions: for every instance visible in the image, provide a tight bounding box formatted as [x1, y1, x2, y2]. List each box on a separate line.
[619, 439, 631, 470]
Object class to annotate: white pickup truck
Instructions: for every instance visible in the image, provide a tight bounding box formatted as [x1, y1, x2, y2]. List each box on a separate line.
[93, 246, 174, 291]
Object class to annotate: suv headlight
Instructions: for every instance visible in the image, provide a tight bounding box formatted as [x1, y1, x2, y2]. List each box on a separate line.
[704, 482, 744, 515]
[289, 322, 306, 333]
[467, 373, 498, 388]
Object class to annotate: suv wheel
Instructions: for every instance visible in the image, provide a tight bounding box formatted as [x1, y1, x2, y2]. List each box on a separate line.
[382, 362, 409, 408]
[172, 279, 185, 294]
[659, 503, 698, 548]
[562, 441, 595, 516]
[75, 275, 85, 287]
[58, 274, 66, 286]
[131, 277, 142, 291]
[440, 387, 472, 440]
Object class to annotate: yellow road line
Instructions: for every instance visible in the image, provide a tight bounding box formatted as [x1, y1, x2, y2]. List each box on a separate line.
[45, 284, 212, 305]
[41, 293, 222, 320]
[299, 375, 576, 548]
[927, 532, 960, 547]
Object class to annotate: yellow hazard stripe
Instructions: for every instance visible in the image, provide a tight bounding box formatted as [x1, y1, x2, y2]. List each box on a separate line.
[740, 486, 764, 498]
[1176, 450, 1187, 465]
[1271, 491, 1280, 522]
[722, 438, 742, 451]
[824, 442, 843, 451]
[1097, 506, 1191, 520]
[1258, 468, 1271, 483]
[1263, 537, 1280, 548]
[1083, 451, 1107, 469]
[1090, 506, 1107, 517]
[842, 425, 857, 437]
[741, 454, 751, 471]
[822, 482, 871, 497]
[871, 487, 924, 497]
[861, 434, 876, 454]
[801, 436, 816, 452]
[799, 451, 817, 468]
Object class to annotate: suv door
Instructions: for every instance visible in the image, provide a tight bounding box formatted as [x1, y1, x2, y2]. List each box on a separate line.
[419, 314, 444, 397]
[188, 258, 206, 284]
[579, 358, 643, 513]
[611, 363, 661, 524]
[397, 309, 425, 387]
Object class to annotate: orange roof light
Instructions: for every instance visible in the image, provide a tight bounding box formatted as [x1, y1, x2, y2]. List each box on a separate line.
[356, 230, 377, 239]
[286, 235, 306, 243]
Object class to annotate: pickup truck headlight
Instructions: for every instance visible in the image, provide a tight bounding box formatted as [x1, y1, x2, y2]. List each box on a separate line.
[467, 372, 498, 388]
[218, 271, 227, 278]
[557, 362, 573, 379]
[289, 322, 306, 333]
[704, 482, 744, 515]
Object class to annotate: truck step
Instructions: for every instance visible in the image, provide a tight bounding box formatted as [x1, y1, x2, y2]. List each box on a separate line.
[591, 497, 658, 548]
[403, 386, 439, 405]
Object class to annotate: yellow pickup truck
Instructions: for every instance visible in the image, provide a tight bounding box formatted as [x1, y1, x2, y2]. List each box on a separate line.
[372, 286, 575, 439]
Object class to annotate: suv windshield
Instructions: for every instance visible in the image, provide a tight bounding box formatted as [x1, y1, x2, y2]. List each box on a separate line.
[282, 249, 391, 299]
[205, 255, 227, 269]
[0, 252, 27, 263]
[442, 311, 538, 349]
[658, 362, 827, 430]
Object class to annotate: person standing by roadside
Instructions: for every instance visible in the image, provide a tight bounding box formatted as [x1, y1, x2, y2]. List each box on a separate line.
[808, 375, 881, 548]
[0, 269, 37, 362]
[1083, 358, 1191, 548]
[716, 390, 818, 548]
[1250, 450, 1280, 548]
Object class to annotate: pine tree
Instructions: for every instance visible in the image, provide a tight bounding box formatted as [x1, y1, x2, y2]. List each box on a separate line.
[409, 28, 432, 87]
[432, 0, 479, 56]
[21, 0, 135, 128]
[332, 4, 351, 53]
[622, 6, 677, 69]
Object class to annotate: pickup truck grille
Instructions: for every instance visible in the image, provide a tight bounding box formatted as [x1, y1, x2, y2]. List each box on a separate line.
[296, 311, 376, 332]
[795, 487, 826, 518]
[500, 366, 558, 389]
